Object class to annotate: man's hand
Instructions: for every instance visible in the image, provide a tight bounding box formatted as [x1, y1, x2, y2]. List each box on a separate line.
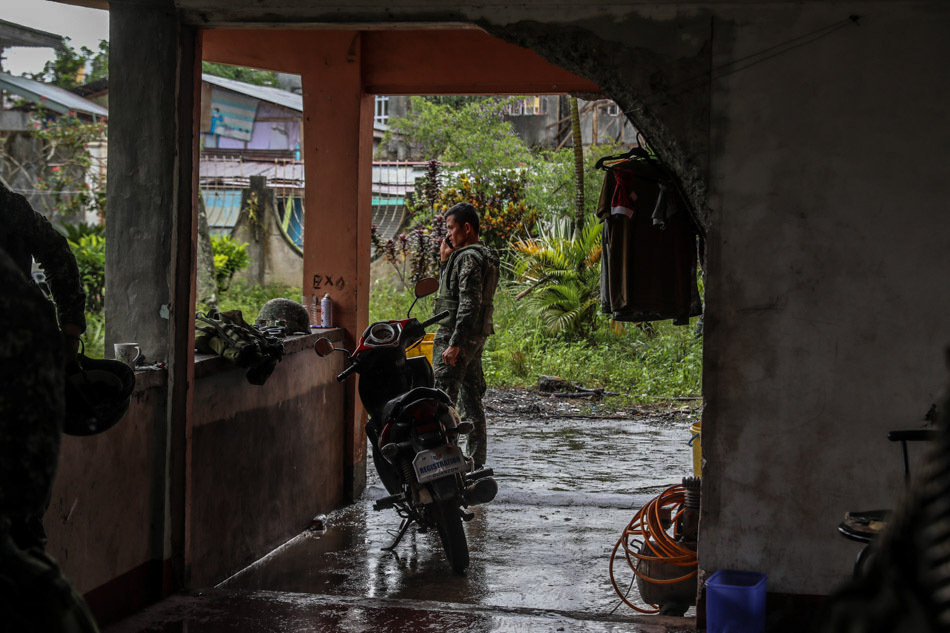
[441, 345, 462, 367]
[440, 238, 454, 264]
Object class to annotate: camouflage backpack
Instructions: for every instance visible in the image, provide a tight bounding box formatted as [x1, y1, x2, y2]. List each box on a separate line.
[195, 310, 284, 385]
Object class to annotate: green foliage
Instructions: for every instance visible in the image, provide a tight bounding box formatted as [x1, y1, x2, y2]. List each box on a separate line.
[368, 278, 703, 403]
[511, 215, 603, 337]
[31, 113, 107, 221]
[202, 62, 279, 87]
[524, 144, 625, 223]
[81, 310, 106, 360]
[208, 280, 302, 319]
[483, 287, 703, 403]
[372, 160, 539, 285]
[424, 172, 538, 253]
[379, 96, 532, 172]
[31, 39, 109, 89]
[64, 223, 106, 313]
[210, 234, 250, 292]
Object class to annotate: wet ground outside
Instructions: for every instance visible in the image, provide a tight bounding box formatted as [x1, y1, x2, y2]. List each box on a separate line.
[108, 389, 701, 633]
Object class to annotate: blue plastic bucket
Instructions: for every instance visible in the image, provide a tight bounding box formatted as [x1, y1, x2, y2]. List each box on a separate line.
[706, 569, 767, 633]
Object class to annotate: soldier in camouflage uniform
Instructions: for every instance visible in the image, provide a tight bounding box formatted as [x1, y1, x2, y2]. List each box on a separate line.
[433, 203, 500, 468]
[0, 181, 87, 550]
[0, 245, 99, 631]
[0, 181, 87, 357]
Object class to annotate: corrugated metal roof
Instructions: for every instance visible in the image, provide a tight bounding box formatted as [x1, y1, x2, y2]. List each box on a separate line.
[0, 72, 108, 118]
[0, 20, 64, 50]
[201, 74, 389, 132]
[202, 73, 302, 112]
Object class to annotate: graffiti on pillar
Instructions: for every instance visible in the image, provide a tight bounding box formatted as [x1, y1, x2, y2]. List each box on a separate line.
[313, 274, 346, 290]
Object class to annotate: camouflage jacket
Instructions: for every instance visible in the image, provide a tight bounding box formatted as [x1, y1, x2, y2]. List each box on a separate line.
[434, 242, 500, 347]
[0, 246, 64, 522]
[0, 182, 86, 332]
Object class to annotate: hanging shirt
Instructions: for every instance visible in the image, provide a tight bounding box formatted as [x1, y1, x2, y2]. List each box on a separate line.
[597, 159, 702, 324]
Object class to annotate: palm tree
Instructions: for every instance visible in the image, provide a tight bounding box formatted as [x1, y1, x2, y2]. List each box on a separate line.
[570, 96, 585, 234]
[511, 215, 602, 337]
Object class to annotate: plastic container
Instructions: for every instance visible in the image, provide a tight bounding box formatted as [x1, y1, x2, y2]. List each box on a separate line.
[689, 421, 702, 477]
[406, 333, 435, 365]
[706, 569, 767, 633]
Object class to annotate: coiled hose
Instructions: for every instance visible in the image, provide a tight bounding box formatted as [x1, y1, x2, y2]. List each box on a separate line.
[609, 484, 698, 614]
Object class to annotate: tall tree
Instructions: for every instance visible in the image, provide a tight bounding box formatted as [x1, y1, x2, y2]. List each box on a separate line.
[570, 96, 585, 233]
[30, 39, 109, 89]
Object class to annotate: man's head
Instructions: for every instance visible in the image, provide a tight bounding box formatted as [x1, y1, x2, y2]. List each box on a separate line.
[444, 202, 479, 249]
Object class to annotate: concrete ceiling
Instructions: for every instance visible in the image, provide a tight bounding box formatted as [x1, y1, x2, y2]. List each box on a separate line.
[60, 0, 886, 28]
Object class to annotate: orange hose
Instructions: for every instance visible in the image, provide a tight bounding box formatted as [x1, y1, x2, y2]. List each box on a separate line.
[608, 484, 698, 613]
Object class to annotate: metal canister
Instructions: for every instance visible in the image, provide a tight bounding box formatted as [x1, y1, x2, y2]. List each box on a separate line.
[321, 293, 333, 328]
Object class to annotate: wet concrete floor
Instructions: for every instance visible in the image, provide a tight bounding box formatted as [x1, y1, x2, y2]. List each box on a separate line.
[107, 391, 699, 632]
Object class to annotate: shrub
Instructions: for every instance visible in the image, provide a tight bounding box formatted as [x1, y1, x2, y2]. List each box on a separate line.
[211, 234, 250, 292]
[510, 215, 602, 337]
[63, 222, 106, 313]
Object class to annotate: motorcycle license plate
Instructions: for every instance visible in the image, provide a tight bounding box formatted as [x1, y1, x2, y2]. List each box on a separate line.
[412, 445, 466, 483]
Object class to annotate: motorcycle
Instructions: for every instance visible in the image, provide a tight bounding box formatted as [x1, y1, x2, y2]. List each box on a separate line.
[313, 278, 498, 573]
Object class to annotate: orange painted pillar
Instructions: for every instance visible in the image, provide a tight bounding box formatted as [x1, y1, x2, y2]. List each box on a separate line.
[300, 32, 372, 499]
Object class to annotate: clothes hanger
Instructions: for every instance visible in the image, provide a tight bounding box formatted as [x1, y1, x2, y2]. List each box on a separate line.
[595, 133, 655, 170]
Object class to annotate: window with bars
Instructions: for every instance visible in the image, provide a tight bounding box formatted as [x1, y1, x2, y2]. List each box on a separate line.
[375, 96, 390, 125]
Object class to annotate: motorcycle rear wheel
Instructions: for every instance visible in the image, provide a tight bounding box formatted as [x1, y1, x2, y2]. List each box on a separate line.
[432, 500, 469, 574]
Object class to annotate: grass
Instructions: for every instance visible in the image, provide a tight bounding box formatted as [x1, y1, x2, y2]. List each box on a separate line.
[369, 278, 703, 404]
[211, 279, 303, 318]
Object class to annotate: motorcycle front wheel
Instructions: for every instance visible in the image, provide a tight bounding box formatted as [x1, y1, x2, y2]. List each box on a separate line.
[431, 500, 469, 574]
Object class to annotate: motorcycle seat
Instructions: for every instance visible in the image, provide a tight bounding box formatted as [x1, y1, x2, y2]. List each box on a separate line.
[407, 355, 434, 390]
[380, 386, 453, 426]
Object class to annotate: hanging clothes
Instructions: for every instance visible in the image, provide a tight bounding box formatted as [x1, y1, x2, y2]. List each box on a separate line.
[597, 159, 702, 324]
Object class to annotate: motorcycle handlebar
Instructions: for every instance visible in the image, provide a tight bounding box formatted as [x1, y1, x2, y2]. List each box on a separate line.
[420, 310, 451, 329]
[336, 361, 359, 382]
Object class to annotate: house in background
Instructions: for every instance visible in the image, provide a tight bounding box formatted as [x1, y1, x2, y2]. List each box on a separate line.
[0, 70, 108, 224]
[198, 74, 426, 285]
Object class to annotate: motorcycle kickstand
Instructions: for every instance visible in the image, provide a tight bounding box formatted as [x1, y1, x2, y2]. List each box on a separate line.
[381, 517, 413, 551]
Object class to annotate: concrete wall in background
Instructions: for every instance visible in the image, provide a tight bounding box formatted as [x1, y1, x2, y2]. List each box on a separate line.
[700, 3, 950, 595]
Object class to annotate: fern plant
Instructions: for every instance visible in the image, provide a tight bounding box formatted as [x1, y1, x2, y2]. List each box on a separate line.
[511, 214, 603, 338]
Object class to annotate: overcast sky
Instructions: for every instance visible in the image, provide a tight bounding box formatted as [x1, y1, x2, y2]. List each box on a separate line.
[1, 0, 109, 75]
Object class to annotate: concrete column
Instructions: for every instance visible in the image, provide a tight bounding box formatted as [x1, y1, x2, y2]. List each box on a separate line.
[300, 32, 373, 500]
[107, 1, 199, 590]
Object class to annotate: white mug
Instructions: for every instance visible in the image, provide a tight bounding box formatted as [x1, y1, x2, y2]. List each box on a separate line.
[114, 343, 141, 369]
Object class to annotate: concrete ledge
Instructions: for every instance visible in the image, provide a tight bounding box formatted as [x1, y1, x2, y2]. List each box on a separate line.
[193, 328, 346, 380]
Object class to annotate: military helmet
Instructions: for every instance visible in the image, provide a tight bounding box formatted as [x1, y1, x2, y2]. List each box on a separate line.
[257, 298, 310, 334]
[64, 357, 135, 436]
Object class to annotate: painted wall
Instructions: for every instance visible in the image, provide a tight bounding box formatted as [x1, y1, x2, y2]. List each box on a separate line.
[190, 334, 344, 587]
[46, 334, 346, 617]
[46, 372, 167, 598]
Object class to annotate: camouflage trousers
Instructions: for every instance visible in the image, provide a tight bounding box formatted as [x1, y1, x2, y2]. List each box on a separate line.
[433, 333, 488, 467]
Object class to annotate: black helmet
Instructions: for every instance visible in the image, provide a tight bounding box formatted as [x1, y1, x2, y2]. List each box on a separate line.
[63, 356, 135, 436]
[256, 298, 310, 335]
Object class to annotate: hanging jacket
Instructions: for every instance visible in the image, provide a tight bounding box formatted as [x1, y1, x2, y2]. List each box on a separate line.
[597, 159, 702, 324]
[433, 243, 500, 344]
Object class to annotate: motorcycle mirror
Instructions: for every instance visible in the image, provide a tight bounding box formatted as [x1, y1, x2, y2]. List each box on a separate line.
[313, 338, 335, 357]
[414, 277, 438, 298]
